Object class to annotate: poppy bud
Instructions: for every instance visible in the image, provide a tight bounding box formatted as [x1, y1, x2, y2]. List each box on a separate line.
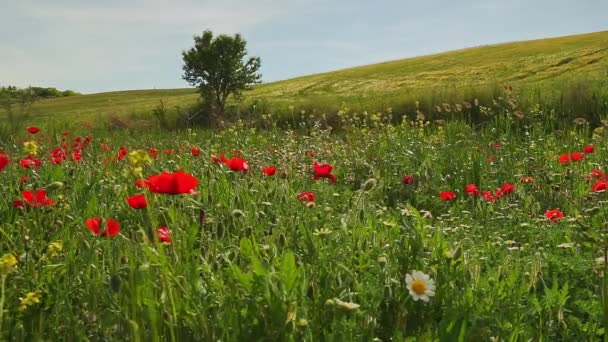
[231, 209, 245, 219]
[361, 178, 377, 192]
[47, 181, 65, 190]
[377, 255, 388, 267]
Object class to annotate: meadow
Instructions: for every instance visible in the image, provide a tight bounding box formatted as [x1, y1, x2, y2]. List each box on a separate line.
[1, 102, 608, 340]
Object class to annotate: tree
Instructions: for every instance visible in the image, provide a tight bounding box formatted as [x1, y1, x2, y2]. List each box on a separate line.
[182, 30, 261, 126]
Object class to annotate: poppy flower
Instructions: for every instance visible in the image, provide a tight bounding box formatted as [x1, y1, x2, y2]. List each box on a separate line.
[297, 191, 315, 203]
[20, 175, 29, 183]
[481, 191, 495, 202]
[592, 180, 607, 192]
[313, 161, 337, 183]
[262, 166, 277, 176]
[0, 154, 8, 171]
[220, 154, 248, 172]
[126, 194, 147, 209]
[156, 227, 172, 243]
[85, 218, 121, 237]
[21, 189, 55, 207]
[544, 209, 564, 222]
[487, 156, 495, 164]
[146, 170, 198, 195]
[191, 148, 200, 157]
[19, 155, 42, 169]
[465, 184, 479, 196]
[495, 183, 515, 198]
[148, 148, 158, 159]
[584, 145, 594, 154]
[403, 175, 415, 185]
[439, 191, 456, 201]
[164, 149, 175, 155]
[558, 154, 570, 165]
[587, 170, 605, 180]
[570, 152, 585, 162]
[210, 155, 221, 164]
[12, 199, 25, 209]
[135, 179, 149, 189]
[27, 126, 40, 134]
[521, 176, 534, 183]
[100, 144, 110, 151]
[115, 147, 128, 161]
[492, 142, 502, 149]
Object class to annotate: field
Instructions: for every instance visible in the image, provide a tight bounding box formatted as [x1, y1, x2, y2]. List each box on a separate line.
[4, 31, 608, 128]
[2, 105, 608, 340]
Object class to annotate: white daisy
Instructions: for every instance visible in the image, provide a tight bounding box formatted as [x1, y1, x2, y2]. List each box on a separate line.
[406, 271, 436, 302]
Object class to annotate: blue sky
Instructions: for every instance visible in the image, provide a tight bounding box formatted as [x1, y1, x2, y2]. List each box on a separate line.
[1, 0, 607, 93]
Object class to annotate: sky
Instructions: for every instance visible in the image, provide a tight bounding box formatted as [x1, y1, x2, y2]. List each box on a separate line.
[1, 0, 607, 94]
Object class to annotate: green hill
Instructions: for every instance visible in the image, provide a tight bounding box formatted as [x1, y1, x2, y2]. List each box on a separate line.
[6, 30, 608, 123]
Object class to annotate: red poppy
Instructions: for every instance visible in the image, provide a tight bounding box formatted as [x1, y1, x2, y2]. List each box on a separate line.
[584, 145, 594, 154]
[135, 179, 149, 189]
[191, 148, 200, 157]
[403, 175, 415, 185]
[313, 161, 337, 183]
[587, 170, 605, 180]
[0, 154, 8, 171]
[496, 183, 515, 198]
[156, 227, 172, 243]
[85, 218, 121, 237]
[164, 149, 175, 155]
[592, 180, 607, 192]
[465, 184, 479, 196]
[27, 126, 40, 134]
[487, 156, 495, 164]
[126, 194, 147, 209]
[439, 191, 456, 201]
[20, 175, 29, 183]
[146, 170, 198, 195]
[492, 142, 502, 149]
[211, 155, 221, 164]
[20, 155, 42, 169]
[297, 191, 315, 203]
[115, 146, 128, 161]
[21, 189, 55, 207]
[100, 143, 110, 151]
[148, 148, 158, 159]
[570, 152, 585, 162]
[50, 148, 67, 164]
[544, 209, 564, 222]
[262, 166, 277, 176]
[308, 151, 317, 158]
[220, 154, 249, 172]
[12, 199, 25, 208]
[558, 153, 570, 165]
[521, 176, 534, 183]
[481, 191, 496, 202]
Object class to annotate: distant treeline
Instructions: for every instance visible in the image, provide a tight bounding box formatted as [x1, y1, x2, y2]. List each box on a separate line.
[0, 86, 80, 99]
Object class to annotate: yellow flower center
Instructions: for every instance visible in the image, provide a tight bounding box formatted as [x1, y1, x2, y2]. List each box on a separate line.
[411, 279, 427, 295]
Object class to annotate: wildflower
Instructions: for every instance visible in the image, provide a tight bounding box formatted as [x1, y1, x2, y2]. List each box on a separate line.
[128, 150, 152, 168]
[85, 218, 121, 237]
[148, 147, 158, 159]
[0, 253, 18, 274]
[406, 270, 436, 302]
[465, 184, 479, 196]
[27, 126, 40, 134]
[18, 291, 42, 311]
[47, 241, 63, 257]
[495, 183, 514, 198]
[481, 191, 495, 202]
[403, 175, 415, 185]
[439, 191, 456, 201]
[220, 154, 249, 172]
[558, 153, 570, 165]
[592, 180, 607, 193]
[126, 194, 147, 209]
[135, 179, 149, 189]
[23, 141, 39, 156]
[0, 154, 8, 171]
[20, 189, 55, 207]
[313, 161, 337, 183]
[492, 142, 502, 149]
[210, 155, 221, 164]
[587, 170, 605, 180]
[191, 147, 200, 157]
[521, 176, 534, 183]
[545, 209, 565, 222]
[570, 152, 585, 162]
[584, 145, 594, 154]
[19, 155, 42, 169]
[262, 166, 277, 176]
[156, 227, 172, 243]
[297, 191, 315, 203]
[146, 170, 198, 195]
[164, 149, 175, 155]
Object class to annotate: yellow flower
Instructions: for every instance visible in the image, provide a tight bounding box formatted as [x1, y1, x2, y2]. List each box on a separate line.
[128, 150, 152, 168]
[47, 241, 63, 257]
[18, 291, 42, 312]
[0, 253, 18, 275]
[23, 141, 39, 156]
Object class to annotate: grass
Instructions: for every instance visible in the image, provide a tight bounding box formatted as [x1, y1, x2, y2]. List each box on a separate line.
[1, 107, 608, 339]
[4, 30, 608, 126]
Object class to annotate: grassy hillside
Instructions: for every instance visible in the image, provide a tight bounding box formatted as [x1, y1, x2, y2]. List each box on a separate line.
[5, 30, 608, 123]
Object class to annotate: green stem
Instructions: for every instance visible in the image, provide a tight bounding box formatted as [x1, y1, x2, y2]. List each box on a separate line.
[0, 275, 6, 335]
